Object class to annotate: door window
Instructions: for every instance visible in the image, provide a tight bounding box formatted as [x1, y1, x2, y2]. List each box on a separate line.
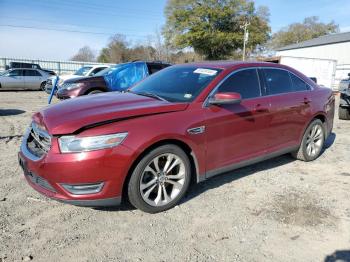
[290, 73, 311, 91]
[24, 70, 42, 76]
[263, 69, 293, 95]
[8, 69, 23, 76]
[217, 69, 261, 99]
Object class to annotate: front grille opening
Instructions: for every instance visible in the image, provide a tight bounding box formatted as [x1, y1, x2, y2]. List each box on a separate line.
[26, 127, 51, 158]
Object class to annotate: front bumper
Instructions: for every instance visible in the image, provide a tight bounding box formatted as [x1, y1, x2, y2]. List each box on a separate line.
[56, 88, 81, 100]
[18, 130, 135, 207]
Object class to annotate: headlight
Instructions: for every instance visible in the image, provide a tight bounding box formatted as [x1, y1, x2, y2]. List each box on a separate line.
[58, 133, 128, 153]
[59, 83, 83, 90]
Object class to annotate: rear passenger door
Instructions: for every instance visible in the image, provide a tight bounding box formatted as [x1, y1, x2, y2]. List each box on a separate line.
[24, 69, 42, 89]
[261, 68, 313, 152]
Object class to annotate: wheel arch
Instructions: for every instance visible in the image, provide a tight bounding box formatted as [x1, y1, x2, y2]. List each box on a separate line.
[121, 138, 201, 201]
[84, 87, 107, 95]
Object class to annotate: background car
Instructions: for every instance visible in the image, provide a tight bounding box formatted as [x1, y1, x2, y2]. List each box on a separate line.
[5, 62, 56, 76]
[339, 73, 350, 119]
[19, 62, 334, 213]
[45, 65, 110, 94]
[55, 61, 171, 99]
[0, 68, 52, 90]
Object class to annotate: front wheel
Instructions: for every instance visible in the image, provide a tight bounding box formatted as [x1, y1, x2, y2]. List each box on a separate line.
[292, 119, 325, 161]
[127, 144, 191, 213]
[40, 82, 46, 91]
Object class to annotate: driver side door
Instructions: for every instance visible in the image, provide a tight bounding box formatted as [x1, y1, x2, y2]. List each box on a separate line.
[204, 68, 271, 176]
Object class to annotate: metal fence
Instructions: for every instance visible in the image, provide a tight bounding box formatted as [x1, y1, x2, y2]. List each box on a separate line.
[0, 57, 113, 75]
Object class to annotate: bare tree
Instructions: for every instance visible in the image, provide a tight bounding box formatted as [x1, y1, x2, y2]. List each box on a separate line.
[70, 46, 96, 62]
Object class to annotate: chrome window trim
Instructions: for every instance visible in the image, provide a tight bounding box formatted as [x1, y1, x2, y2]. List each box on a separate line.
[203, 66, 313, 107]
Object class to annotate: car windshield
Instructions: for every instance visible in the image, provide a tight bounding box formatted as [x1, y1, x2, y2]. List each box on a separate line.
[130, 66, 222, 102]
[74, 66, 93, 76]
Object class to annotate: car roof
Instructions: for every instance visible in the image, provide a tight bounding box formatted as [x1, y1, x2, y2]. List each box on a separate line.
[182, 61, 289, 70]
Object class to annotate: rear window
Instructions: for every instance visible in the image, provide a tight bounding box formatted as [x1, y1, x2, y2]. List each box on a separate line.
[263, 69, 293, 95]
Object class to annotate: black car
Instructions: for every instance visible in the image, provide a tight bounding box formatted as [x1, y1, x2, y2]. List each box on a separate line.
[339, 75, 350, 120]
[6, 62, 56, 76]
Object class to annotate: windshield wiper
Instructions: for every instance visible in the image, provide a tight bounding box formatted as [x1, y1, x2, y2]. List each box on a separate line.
[128, 90, 168, 102]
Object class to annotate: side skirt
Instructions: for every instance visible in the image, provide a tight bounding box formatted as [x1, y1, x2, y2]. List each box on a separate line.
[202, 146, 298, 181]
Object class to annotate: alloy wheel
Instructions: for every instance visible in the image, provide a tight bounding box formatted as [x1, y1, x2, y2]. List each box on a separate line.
[139, 153, 186, 207]
[305, 124, 324, 157]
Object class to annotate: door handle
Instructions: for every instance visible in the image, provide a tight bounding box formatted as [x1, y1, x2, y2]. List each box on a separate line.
[254, 104, 269, 113]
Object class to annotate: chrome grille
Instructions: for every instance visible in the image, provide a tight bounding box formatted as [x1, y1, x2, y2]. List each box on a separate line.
[26, 122, 51, 158]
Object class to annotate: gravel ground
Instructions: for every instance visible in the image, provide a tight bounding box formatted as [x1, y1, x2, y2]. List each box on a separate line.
[0, 91, 349, 262]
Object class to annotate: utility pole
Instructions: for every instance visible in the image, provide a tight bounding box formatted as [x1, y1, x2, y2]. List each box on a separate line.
[240, 21, 250, 61]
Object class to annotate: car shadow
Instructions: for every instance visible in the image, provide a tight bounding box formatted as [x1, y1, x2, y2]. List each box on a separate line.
[324, 250, 350, 262]
[0, 109, 26, 116]
[96, 133, 336, 213]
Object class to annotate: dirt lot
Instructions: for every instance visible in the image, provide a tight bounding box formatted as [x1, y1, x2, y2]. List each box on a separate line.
[0, 91, 349, 262]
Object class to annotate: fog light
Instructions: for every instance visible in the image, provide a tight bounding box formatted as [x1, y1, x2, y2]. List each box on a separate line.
[61, 182, 104, 195]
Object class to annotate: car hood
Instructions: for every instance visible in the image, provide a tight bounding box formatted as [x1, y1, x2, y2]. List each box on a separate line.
[34, 92, 189, 135]
[64, 75, 104, 84]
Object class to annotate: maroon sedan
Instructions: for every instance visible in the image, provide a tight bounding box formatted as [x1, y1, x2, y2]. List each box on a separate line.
[18, 62, 335, 213]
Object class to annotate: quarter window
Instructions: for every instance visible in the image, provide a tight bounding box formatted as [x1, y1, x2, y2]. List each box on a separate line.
[217, 69, 261, 99]
[290, 73, 310, 91]
[263, 69, 293, 95]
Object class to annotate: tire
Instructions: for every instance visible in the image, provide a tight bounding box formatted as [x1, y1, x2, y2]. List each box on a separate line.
[87, 90, 103, 95]
[40, 82, 46, 91]
[127, 144, 191, 213]
[291, 119, 325, 161]
[339, 106, 350, 120]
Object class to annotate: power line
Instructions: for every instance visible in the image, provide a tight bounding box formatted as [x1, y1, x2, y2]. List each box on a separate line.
[0, 15, 152, 33]
[0, 24, 150, 38]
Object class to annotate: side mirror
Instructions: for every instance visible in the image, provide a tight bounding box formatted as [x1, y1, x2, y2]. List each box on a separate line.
[209, 92, 242, 105]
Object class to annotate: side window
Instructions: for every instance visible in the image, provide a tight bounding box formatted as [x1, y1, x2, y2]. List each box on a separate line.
[147, 64, 163, 74]
[217, 69, 261, 99]
[290, 73, 311, 91]
[8, 69, 23, 76]
[25, 70, 41, 76]
[263, 69, 293, 95]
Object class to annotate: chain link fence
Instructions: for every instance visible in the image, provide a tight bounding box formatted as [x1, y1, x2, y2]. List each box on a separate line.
[0, 57, 113, 75]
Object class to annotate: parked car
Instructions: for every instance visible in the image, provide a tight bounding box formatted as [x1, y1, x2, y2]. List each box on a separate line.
[18, 62, 335, 213]
[6, 62, 56, 76]
[0, 68, 53, 90]
[45, 65, 109, 94]
[339, 74, 350, 120]
[55, 61, 171, 99]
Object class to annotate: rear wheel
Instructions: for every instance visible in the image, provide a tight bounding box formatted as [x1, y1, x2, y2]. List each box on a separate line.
[292, 119, 325, 161]
[40, 82, 46, 91]
[127, 144, 191, 213]
[339, 106, 350, 120]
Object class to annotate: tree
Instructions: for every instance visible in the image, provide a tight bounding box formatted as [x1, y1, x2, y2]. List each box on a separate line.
[97, 34, 130, 63]
[271, 16, 339, 48]
[163, 0, 270, 60]
[70, 46, 96, 62]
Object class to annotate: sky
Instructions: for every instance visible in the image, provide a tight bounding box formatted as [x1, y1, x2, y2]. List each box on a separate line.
[0, 0, 350, 61]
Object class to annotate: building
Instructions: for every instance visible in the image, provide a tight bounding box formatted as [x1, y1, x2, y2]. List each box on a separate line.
[275, 32, 350, 88]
